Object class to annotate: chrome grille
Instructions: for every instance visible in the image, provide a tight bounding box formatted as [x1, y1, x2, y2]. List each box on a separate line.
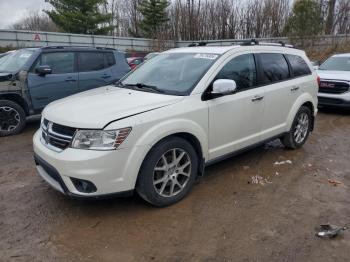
[41, 119, 76, 151]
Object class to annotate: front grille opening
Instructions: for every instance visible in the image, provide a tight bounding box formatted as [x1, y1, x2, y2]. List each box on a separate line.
[71, 178, 97, 193]
[41, 119, 76, 151]
[52, 123, 76, 137]
[319, 81, 349, 94]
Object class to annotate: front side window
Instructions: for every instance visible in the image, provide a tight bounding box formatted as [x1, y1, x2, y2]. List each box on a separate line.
[215, 54, 257, 91]
[0, 49, 35, 73]
[120, 53, 219, 95]
[259, 53, 290, 84]
[34, 52, 75, 74]
[286, 54, 311, 77]
[79, 52, 105, 72]
[319, 56, 350, 71]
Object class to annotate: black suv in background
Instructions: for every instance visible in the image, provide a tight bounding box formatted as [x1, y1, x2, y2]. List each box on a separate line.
[0, 46, 130, 136]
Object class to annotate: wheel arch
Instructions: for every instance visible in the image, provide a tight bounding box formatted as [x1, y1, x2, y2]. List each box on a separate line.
[129, 120, 208, 189]
[287, 94, 316, 131]
[301, 101, 315, 131]
[151, 132, 205, 177]
[0, 93, 29, 115]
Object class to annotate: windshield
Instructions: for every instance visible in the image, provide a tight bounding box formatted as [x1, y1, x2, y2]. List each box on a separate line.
[319, 56, 350, 71]
[120, 53, 219, 95]
[0, 49, 35, 73]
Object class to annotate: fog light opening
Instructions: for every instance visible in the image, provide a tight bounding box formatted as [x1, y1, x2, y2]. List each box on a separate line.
[70, 178, 97, 193]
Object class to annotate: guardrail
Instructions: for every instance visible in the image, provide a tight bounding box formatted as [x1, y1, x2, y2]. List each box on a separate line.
[0, 29, 349, 52]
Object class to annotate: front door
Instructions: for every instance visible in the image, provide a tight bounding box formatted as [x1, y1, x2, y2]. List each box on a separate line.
[207, 54, 265, 160]
[28, 52, 78, 111]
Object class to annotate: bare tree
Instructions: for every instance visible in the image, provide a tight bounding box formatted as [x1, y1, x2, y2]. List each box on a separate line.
[10, 11, 58, 32]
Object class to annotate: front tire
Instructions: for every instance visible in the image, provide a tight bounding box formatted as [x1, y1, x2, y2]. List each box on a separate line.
[281, 106, 312, 149]
[0, 100, 26, 137]
[136, 136, 198, 207]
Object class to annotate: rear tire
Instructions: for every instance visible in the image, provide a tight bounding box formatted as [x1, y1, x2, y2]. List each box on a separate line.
[136, 136, 198, 207]
[0, 100, 26, 137]
[281, 106, 312, 149]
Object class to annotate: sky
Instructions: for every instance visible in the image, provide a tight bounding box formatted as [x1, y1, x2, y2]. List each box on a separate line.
[0, 0, 49, 28]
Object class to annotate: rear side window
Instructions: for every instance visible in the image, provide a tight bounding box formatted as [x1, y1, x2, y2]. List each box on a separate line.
[259, 53, 290, 84]
[216, 54, 257, 91]
[286, 54, 311, 77]
[34, 52, 75, 74]
[79, 52, 105, 72]
[105, 52, 116, 67]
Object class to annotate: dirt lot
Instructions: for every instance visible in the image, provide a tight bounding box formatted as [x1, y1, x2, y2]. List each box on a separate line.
[1, 109, 350, 262]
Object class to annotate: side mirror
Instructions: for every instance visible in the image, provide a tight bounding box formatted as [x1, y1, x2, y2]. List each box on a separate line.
[212, 79, 237, 95]
[35, 65, 52, 76]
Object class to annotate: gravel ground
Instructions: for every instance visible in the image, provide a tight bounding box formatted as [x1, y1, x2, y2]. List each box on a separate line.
[0, 109, 350, 262]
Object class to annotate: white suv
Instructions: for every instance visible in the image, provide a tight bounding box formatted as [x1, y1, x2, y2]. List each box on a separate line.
[33, 43, 318, 206]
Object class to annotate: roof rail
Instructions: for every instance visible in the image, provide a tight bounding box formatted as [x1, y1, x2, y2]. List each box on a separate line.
[41, 46, 116, 50]
[188, 41, 207, 47]
[234, 39, 294, 48]
[240, 39, 259, 46]
[186, 39, 294, 48]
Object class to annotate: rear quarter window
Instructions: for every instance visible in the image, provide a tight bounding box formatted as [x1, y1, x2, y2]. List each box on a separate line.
[79, 52, 105, 72]
[286, 54, 311, 77]
[259, 53, 290, 84]
[105, 52, 116, 67]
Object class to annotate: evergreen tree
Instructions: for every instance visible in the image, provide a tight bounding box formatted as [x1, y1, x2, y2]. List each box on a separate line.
[285, 0, 323, 38]
[45, 0, 113, 35]
[138, 0, 169, 38]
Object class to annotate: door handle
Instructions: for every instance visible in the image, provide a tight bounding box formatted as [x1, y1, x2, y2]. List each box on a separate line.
[291, 86, 300, 92]
[251, 95, 264, 102]
[101, 74, 112, 79]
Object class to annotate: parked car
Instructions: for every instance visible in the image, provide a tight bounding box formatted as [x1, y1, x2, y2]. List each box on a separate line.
[33, 43, 318, 206]
[127, 57, 144, 69]
[316, 53, 350, 108]
[144, 52, 159, 60]
[0, 46, 130, 136]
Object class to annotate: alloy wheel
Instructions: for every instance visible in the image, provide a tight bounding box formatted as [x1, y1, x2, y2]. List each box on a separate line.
[153, 148, 192, 197]
[0, 106, 20, 132]
[293, 112, 309, 144]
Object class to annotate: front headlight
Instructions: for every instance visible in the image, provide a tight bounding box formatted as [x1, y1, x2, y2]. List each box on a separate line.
[71, 127, 131, 150]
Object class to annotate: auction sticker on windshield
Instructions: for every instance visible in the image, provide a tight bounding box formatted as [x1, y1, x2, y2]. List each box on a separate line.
[194, 54, 218, 60]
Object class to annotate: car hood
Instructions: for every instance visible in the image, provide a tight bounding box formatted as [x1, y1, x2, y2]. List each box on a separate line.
[316, 70, 350, 81]
[43, 86, 184, 129]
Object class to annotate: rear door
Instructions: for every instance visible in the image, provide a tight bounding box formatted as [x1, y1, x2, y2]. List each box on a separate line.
[256, 53, 293, 140]
[27, 51, 78, 111]
[77, 51, 113, 91]
[285, 54, 313, 106]
[207, 53, 265, 160]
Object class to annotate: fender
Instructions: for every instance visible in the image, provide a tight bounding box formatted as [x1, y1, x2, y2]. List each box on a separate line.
[286, 93, 316, 131]
[134, 118, 208, 160]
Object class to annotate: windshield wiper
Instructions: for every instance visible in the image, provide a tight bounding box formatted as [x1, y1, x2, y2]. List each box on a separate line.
[124, 83, 164, 93]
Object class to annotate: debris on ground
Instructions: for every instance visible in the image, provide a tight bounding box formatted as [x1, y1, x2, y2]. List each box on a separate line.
[250, 176, 272, 185]
[242, 166, 250, 170]
[327, 179, 343, 187]
[316, 224, 347, 238]
[275, 172, 280, 176]
[274, 160, 292, 166]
